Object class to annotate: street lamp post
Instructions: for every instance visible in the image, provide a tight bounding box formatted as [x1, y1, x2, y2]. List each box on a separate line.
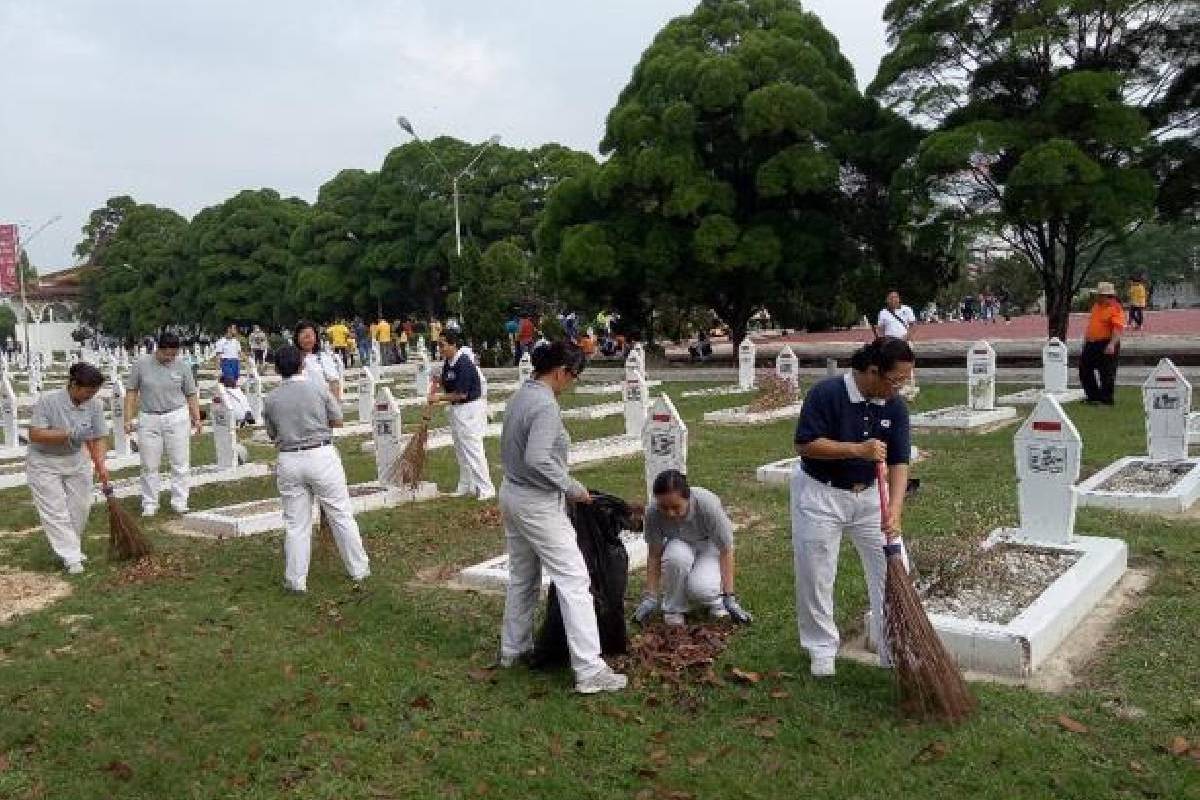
[16, 215, 61, 362]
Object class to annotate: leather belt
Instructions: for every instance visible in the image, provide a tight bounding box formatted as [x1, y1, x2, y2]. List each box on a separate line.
[802, 466, 872, 494]
[280, 440, 332, 453]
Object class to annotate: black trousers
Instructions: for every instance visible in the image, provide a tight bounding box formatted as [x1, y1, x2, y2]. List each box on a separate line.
[1079, 339, 1119, 403]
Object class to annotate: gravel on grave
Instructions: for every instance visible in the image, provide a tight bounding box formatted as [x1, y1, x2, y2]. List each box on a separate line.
[0, 570, 73, 624]
[920, 544, 1080, 625]
[1098, 460, 1195, 494]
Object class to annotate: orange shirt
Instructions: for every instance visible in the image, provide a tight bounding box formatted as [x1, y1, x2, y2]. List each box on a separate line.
[1086, 299, 1126, 342]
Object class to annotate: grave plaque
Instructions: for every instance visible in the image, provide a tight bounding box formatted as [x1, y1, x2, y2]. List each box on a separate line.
[358, 366, 377, 424]
[210, 385, 237, 470]
[967, 340, 997, 411]
[1143, 358, 1190, 462]
[245, 360, 264, 424]
[518, 352, 533, 384]
[1013, 396, 1081, 544]
[0, 371, 17, 448]
[642, 395, 687, 499]
[415, 351, 432, 398]
[109, 377, 130, 456]
[372, 387, 401, 485]
[738, 338, 757, 390]
[775, 345, 799, 391]
[1043, 338, 1068, 394]
[623, 359, 649, 438]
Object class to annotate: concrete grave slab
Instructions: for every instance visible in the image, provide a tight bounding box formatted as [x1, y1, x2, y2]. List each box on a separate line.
[756, 448, 927, 485]
[909, 405, 1018, 433]
[456, 531, 649, 593]
[576, 379, 663, 396]
[1076, 456, 1200, 514]
[703, 403, 804, 426]
[98, 462, 272, 501]
[568, 434, 643, 466]
[561, 400, 624, 420]
[679, 384, 754, 399]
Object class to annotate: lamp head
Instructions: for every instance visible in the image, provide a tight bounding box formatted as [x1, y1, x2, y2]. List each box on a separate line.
[396, 116, 414, 135]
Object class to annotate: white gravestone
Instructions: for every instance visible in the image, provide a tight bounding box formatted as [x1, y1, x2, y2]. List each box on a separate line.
[1143, 358, 1190, 462]
[642, 395, 687, 499]
[209, 385, 238, 469]
[370, 339, 382, 368]
[415, 351, 432, 398]
[358, 366, 377, 423]
[417, 335, 426, 358]
[775, 345, 799, 391]
[0, 372, 18, 448]
[109, 377, 131, 457]
[245, 360, 264, 424]
[967, 340, 997, 411]
[1042, 338, 1069, 394]
[28, 359, 42, 396]
[623, 360, 650, 438]
[1013, 396, 1081, 545]
[738, 338, 757, 390]
[372, 387, 402, 485]
[333, 351, 346, 397]
[518, 352, 533, 384]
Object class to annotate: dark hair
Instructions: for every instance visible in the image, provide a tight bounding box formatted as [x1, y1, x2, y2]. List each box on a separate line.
[293, 320, 319, 352]
[275, 345, 305, 378]
[68, 362, 104, 389]
[440, 329, 463, 347]
[850, 337, 915, 373]
[652, 469, 690, 499]
[157, 332, 181, 349]
[530, 340, 586, 377]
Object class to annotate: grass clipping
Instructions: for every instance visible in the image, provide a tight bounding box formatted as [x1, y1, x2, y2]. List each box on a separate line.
[746, 375, 798, 413]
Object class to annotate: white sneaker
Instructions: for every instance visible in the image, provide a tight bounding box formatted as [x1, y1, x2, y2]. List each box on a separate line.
[575, 668, 628, 694]
[708, 601, 729, 620]
[663, 612, 685, 627]
[810, 656, 836, 677]
[65, 562, 85, 575]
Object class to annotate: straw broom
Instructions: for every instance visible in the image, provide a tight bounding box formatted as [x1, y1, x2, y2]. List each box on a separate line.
[388, 403, 432, 490]
[102, 484, 152, 561]
[876, 462, 975, 723]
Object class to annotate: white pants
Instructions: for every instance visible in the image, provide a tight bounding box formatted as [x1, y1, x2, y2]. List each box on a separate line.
[498, 482, 606, 681]
[139, 407, 191, 513]
[276, 445, 370, 591]
[448, 399, 494, 498]
[661, 538, 722, 615]
[789, 467, 906, 665]
[27, 452, 93, 567]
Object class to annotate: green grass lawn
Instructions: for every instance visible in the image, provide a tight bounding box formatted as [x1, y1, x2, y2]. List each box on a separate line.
[0, 382, 1198, 799]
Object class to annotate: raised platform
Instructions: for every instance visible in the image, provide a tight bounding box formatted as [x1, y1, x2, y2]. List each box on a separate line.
[1076, 456, 1200, 514]
[360, 423, 502, 454]
[176, 481, 439, 538]
[997, 388, 1088, 406]
[680, 384, 754, 399]
[561, 401, 624, 420]
[756, 449, 925, 485]
[702, 403, 803, 426]
[910, 405, 1018, 434]
[575, 380, 662, 396]
[866, 531, 1127, 679]
[456, 532, 648, 593]
[99, 462, 272, 501]
[568, 434, 642, 466]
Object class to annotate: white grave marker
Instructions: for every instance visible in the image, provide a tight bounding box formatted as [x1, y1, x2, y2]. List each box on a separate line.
[642, 395, 687, 499]
[358, 366, 377, 423]
[414, 351, 432, 397]
[0, 371, 18, 448]
[28, 358, 42, 396]
[372, 387, 401, 485]
[517, 352, 533, 384]
[967, 340, 997, 411]
[109, 377, 130, 456]
[245, 360, 264, 424]
[1042, 338, 1068, 393]
[623, 358, 650, 438]
[333, 350, 346, 397]
[210, 385, 237, 469]
[1143, 358, 1190, 462]
[775, 345, 799, 391]
[1013, 396, 1081, 545]
[370, 339, 382, 368]
[738, 338, 756, 390]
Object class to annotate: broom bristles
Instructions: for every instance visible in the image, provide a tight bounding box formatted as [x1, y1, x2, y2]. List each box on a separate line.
[387, 413, 430, 490]
[106, 494, 152, 561]
[315, 505, 335, 561]
[884, 553, 976, 723]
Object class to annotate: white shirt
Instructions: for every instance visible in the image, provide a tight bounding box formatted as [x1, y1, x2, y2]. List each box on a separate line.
[223, 386, 251, 420]
[876, 305, 916, 339]
[215, 336, 242, 360]
[303, 351, 339, 388]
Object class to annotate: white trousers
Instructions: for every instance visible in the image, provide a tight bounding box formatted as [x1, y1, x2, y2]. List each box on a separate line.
[139, 407, 191, 513]
[661, 538, 722, 614]
[27, 452, 93, 567]
[276, 445, 370, 591]
[789, 467, 906, 665]
[498, 482, 606, 681]
[448, 399, 494, 498]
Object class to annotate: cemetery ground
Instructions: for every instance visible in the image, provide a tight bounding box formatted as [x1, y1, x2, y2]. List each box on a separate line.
[0, 384, 1198, 799]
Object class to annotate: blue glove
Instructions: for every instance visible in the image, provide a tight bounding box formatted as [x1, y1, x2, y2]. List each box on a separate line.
[633, 594, 659, 624]
[722, 593, 753, 624]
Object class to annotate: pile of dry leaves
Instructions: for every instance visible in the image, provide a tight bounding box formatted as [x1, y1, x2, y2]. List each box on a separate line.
[747, 376, 798, 413]
[107, 552, 192, 586]
[615, 623, 736, 687]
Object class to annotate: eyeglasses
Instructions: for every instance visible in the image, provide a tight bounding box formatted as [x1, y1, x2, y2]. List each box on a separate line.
[874, 368, 909, 388]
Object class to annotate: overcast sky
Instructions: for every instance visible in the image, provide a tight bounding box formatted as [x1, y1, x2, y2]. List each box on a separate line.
[0, 0, 888, 271]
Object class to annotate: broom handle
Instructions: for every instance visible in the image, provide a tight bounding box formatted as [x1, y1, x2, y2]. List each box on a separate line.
[876, 461, 901, 555]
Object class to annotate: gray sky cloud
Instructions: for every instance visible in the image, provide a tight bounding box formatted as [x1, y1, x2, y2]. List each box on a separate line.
[0, 0, 887, 270]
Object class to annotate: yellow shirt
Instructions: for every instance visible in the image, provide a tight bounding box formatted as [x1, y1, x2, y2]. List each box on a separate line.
[1128, 282, 1147, 307]
[327, 323, 350, 349]
[372, 321, 391, 342]
[430, 322, 442, 342]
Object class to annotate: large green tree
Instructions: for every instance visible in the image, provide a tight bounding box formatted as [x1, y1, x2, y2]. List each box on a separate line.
[74, 195, 137, 266]
[870, 0, 1194, 339]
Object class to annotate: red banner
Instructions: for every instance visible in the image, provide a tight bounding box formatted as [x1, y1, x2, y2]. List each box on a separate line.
[0, 225, 18, 295]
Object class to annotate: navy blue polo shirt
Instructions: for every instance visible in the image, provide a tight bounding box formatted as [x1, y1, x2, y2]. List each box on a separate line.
[441, 352, 482, 404]
[794, 373, 910, 487]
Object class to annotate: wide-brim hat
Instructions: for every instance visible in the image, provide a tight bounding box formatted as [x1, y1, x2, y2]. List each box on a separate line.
[1094, 281, 1117, 295]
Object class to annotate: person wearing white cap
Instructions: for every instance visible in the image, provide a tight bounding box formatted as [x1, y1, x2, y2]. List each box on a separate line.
[1080, 281, 1125, 405]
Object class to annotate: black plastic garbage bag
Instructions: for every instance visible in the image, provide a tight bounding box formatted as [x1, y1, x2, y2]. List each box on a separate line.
[531, 491, 634, 669]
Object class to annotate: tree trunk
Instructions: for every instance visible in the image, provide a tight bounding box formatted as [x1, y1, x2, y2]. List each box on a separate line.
[1043, 279, 1072, 342]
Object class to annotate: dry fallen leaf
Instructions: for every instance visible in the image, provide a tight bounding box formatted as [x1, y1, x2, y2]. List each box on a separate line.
[912, 740, 949, 764]
[729, 668, 762, 685]
[769, 689, 791, 700]
[85, 696, 106, 713]
[409, 694, 434, 710]
[466, 668, 497, 684]
[349, 715, 368, 732]
[282, 664, 296, 681]
[1128, 760, 1144, 774]
[102, 760, 133, 781]
[600, 704, 630, 722]
[686, 752, 708, 767]
[649, 748, 670, 765]
[1056, 715, 1089, 734]
[1168, 736, 1191, 756]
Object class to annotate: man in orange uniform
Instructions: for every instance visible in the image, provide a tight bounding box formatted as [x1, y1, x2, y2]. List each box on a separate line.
[1079, 282, 1125, 406]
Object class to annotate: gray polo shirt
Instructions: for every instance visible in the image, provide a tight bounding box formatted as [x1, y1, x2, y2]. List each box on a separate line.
[129, 355, 198, 413]
[644, 487, 735, 552]
[28, 388, 108, 458]
[500, 379, 585, 496]
[263, 377, 342, 451]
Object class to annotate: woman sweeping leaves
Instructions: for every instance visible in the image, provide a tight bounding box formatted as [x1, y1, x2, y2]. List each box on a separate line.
[26, 362, 110, 574]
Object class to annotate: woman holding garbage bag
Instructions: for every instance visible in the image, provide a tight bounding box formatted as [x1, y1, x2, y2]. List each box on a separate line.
[633, 470, 752, 626]
[26, 363, 109, 574]
[496, 340, 628, 694]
